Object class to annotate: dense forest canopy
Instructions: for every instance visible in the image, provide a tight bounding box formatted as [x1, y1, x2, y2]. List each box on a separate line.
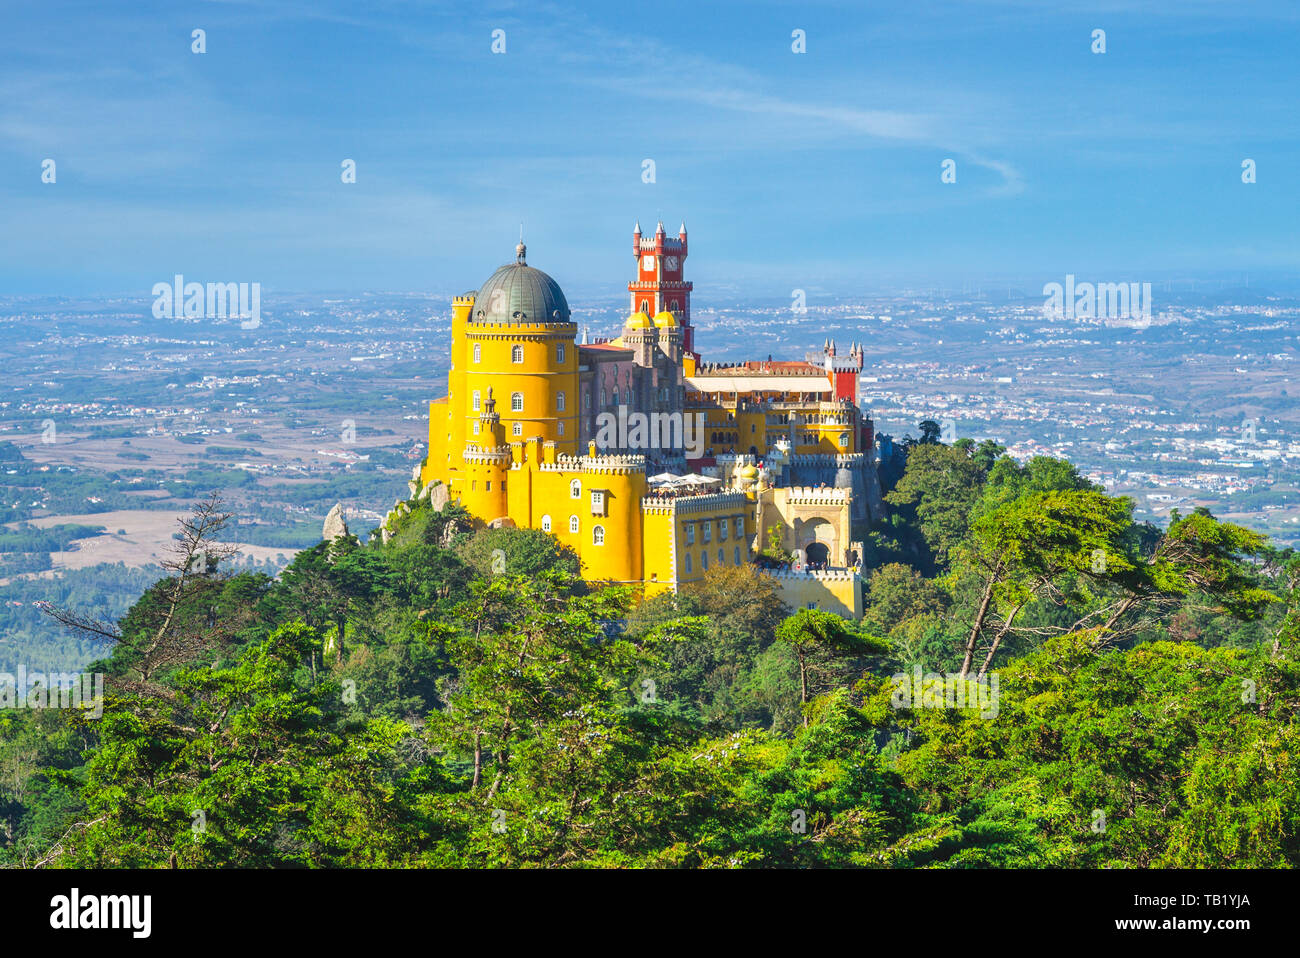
[2, 432, 1297, 868]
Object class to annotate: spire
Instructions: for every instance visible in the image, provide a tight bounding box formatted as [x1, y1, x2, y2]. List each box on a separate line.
[656, 219, 665, 234]
[634, 220, 641, 234]
[581, 325, 589, 345]
[679, 221, 687, 234]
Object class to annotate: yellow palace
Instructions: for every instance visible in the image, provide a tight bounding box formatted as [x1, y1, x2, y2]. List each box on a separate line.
[412, 222, 883, 618]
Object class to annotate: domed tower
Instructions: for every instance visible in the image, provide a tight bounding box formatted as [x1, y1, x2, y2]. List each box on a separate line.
[463, 242, 579, 462]
[652, 309, 682, 364]
[622, 309, 656, 367]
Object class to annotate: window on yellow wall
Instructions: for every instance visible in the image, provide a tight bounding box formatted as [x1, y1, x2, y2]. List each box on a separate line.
[511, 392, 523, 412]
[473, 343, 481, 363]
[558, 422, 565, 436]
[557, 344, 566, 363]
[473, 390, 481, 411]
[593, 525, 605, 546]
[512, 422, 522, 436]
[685, 523, 695, 545]
[542, 514, 552, 532]
[734, 545, 741, 564]
[569, 515, 579, 534]
[701, 551, 709, 570]
[473, 422, 480, 435]
[684, 553, 692, 573]
[718, 548, 724, 565]
[570, 479, 581, 498]
[702, 522, 711, 543]
[719, 521, 728, 542]
[511, 345, 523, 363]
[557, 391, 566, 411]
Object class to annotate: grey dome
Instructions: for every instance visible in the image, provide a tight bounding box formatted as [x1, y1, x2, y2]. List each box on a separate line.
[473, 243, 570, 324]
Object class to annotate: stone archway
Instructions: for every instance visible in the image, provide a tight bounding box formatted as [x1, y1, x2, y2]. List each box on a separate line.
[795, 517, 838, 567]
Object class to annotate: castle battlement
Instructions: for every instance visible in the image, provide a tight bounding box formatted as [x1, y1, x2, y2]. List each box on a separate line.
[538, 453, 647, 475]
[789, 452, 866, 466]
[464, 321, 576, 334]
[760, 567, 860, 582]
[462, 444, 512, 464]
[641, 490, 747, 514]
[778, 485, 853, 505]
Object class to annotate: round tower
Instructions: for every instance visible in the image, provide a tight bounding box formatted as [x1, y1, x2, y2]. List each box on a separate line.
[462, 242, 579, 460]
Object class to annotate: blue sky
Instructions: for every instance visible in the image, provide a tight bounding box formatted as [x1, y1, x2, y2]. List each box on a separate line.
[3, 0, 1298, 298]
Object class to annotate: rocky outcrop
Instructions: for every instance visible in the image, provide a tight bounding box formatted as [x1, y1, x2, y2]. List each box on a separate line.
[323, 503, 349, 540]
[427, 483, 449, 512]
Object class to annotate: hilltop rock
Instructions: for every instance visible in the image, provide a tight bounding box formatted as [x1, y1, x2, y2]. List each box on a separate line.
[427, 483, 449, 512]
[323, 503, 349, 540]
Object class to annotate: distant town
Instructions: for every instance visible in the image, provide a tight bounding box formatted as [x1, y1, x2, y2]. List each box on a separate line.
[0, 283, 1296, 595]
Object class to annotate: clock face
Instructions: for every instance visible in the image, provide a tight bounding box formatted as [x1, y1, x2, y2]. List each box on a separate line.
[641, 254, 655, 272]
[664, 256, 678, 271]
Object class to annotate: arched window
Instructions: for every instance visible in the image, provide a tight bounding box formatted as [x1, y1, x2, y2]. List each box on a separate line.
[472, 343, 482, 363]
[511, 392, 523, 412]
[558, 421, 565, 436]
[670, 300, 679, 312]
[624, 389, 632, 405]
[512, 422, 522, 436]
[511, 345, 524, 363]
[557, 344, 566, 364]
[734, 546, 741, 564]
[472, 390, 481, 411]
[718, 548, 725, 565]
[701, 551, 709, 570]
[556, 391, 566, 411]
[593, 525, 605, 546]
[569, 515, 579, 534]
[541, 515, 552, 532]
[570, 479, 581, 499]
[684, 553, 692, 573]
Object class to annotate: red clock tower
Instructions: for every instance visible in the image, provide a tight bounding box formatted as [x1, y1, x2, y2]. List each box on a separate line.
[630, 219, 695, 354]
